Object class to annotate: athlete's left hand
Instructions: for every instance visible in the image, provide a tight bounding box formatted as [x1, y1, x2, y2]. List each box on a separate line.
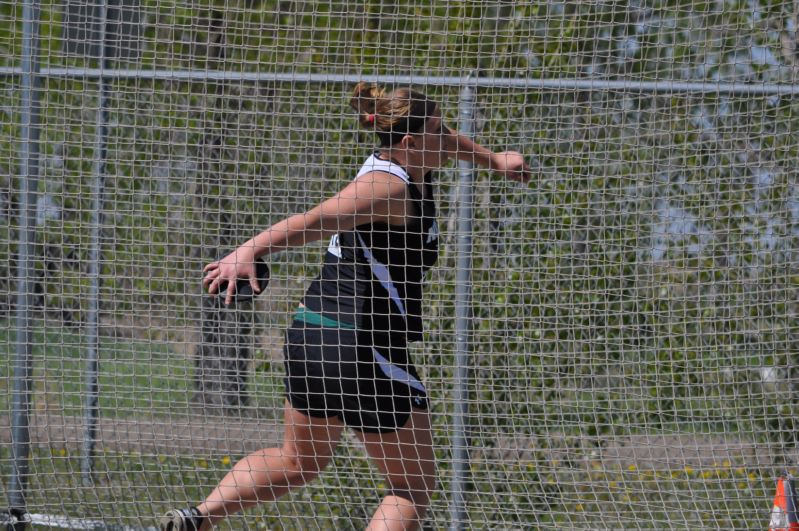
[491, 151, 532, 183]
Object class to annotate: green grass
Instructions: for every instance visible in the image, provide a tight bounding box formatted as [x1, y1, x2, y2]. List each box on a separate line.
[0, 444, 777, 529]
[1, 319, 193, 418]
[0, 441, 394, 529]
[0, 320, 781, 529]
[0, 319, 289, 418]
[0, 319, 370, 528]
[469, 460, 778, 529]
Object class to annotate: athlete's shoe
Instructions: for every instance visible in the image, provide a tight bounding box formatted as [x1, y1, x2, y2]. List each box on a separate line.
[160, 507, 205, 531]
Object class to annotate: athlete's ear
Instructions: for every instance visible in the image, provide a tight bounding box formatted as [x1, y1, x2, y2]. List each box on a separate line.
[399, 134, 416, 149]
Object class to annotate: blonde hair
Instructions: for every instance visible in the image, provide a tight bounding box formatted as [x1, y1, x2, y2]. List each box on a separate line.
[350, 82, 437, 147]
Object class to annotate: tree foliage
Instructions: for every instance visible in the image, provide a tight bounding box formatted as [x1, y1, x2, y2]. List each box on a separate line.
[1, 1, 797, 527]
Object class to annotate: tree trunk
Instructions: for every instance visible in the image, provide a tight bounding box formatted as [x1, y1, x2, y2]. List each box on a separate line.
[192, 7, 254, 413]
[194, 295, 255, 414]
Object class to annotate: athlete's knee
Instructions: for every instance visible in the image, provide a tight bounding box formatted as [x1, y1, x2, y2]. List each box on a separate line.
[386, 474, 436, 508]
[386, 489, 430, 511]
[282, 448, 330, 483]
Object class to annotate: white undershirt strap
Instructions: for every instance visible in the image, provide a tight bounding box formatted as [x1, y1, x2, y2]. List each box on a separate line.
[356, 153, 411, 184]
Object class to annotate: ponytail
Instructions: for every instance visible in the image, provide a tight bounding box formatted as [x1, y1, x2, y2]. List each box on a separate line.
[350, 82, 437, 147]
[350, 82, 385, 128]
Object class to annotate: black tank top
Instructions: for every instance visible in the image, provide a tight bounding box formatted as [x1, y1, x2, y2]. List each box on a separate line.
[302, 152, 440, 342]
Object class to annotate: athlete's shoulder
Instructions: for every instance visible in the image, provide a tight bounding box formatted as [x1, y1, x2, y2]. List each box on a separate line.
[356, 152, 411, 184]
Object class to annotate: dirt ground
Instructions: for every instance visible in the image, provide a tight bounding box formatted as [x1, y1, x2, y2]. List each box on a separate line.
[2, 412, 796, 471]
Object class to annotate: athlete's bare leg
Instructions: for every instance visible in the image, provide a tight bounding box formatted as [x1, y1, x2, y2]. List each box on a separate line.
[196, 401, 344, 530]
[356, 410, 436, 531]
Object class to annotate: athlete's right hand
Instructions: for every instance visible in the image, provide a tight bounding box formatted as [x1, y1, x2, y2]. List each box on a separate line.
[203, 246, 261, 306]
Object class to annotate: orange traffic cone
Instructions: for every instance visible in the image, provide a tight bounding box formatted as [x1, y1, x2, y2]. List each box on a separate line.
[770, 476, 799, 530]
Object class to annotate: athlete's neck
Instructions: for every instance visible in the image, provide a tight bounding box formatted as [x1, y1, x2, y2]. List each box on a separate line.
[378, 149, 426, 183]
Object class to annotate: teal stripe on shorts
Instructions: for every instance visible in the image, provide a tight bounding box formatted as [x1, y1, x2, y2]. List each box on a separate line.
[294, 306, 356, 330]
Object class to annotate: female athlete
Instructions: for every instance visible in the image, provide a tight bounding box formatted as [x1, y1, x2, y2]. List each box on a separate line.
[161, 82, 530, 531]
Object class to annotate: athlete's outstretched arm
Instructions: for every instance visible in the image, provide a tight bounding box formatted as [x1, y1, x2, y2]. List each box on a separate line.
[203, 171, 408, 304]
[444, 128, 531, 183]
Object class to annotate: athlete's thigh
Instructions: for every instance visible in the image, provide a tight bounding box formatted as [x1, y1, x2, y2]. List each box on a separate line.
[282, 400, 345, 471]
[354, 409, 436, 493]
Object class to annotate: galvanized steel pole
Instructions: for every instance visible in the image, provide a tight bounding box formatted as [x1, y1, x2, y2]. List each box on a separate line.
[81, 0, 110, 486]
[7, 0, 41, 525]
[3, 68, 799, 96]
[449, 83, 477, 531]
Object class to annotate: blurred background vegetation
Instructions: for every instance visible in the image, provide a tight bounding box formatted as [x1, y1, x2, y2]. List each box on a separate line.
[1, 0, 798, 528]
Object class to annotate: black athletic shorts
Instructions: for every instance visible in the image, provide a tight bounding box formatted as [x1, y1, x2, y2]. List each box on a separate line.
[283, 313, 429, 434]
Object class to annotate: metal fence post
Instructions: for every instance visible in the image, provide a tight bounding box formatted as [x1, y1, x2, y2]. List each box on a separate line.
[7, 0, 42, 526]
[82, 0, 110, 485]
[449, 82, 477, 531]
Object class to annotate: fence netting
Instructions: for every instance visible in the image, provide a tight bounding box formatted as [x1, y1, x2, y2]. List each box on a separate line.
[1, 1, 798, 529]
